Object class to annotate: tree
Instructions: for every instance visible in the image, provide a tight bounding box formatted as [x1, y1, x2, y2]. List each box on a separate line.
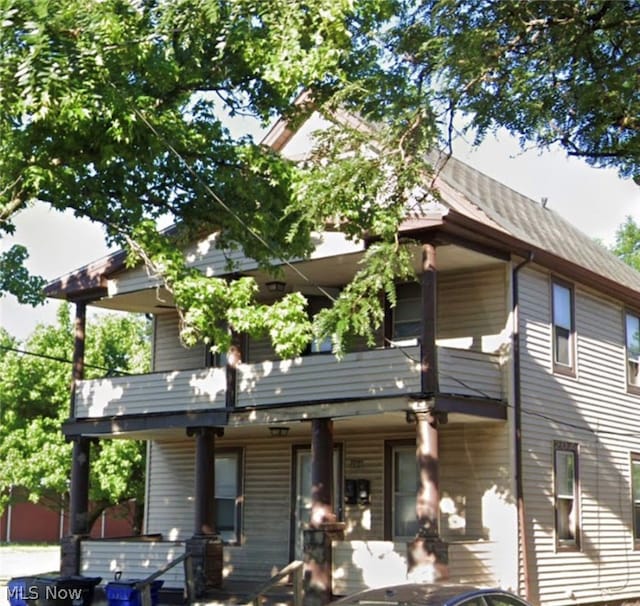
[0, 304, 150, 532]
[611, 216, 640, 272]
[0, 0, 638, 355]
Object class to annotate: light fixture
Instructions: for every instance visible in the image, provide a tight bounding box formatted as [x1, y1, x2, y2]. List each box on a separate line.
[269, 426, 290, 437]
[266, 280, 286, 293]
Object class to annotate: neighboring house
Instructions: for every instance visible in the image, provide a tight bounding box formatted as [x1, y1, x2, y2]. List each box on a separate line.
[45, 119, 640, 606]
[0, 490, 136, 543]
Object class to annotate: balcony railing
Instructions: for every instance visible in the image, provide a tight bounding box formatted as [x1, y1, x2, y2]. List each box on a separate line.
[74, 346, 504, 419]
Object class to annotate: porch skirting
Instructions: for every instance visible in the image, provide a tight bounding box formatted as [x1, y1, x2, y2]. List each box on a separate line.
[331, 540, 503, 596]
[79, 538, 504, 596]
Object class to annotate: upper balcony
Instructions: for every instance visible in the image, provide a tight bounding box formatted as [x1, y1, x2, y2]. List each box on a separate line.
[66, 235, 511, 433]
[73, 344, 505, 422]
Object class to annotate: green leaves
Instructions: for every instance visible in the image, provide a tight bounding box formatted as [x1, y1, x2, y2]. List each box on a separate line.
[315, 241, 416, 356]
[611, 216, 640, 272]
[0, 303, 150, 524]
[2, 0, 638, 364]
[0, 245, 46, 305]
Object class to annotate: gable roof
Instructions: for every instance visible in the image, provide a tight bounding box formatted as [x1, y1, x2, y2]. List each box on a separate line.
[44, 152, 640, 305]
[429, 154, 640, 294]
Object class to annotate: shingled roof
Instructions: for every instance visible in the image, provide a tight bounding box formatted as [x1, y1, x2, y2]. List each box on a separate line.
[45, 152, 640, 302]
[434, 154, 640, 294]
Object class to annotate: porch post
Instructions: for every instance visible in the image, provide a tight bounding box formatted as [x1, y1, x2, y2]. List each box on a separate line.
[407, 409, 448, 581]
[421, 242, 438, 395]
[304, 418, 343, 606]
[61, 302, 90, 576]
[186, 427, 223, 595]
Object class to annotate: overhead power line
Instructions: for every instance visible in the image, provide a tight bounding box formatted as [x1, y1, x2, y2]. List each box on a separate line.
[0, 344, 131, 376]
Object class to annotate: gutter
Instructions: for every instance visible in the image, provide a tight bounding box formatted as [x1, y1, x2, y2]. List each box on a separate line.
[513, 252, 533, 601]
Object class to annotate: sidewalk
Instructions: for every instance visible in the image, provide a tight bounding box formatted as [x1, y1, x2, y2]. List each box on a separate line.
[0, 546, 59, 606]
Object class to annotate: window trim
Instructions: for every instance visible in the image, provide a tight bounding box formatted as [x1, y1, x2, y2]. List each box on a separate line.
[631, 453, 640, 548]
[553, 441, 580, 551]
[625, 310, 640, 395]
[551, 278, 576, 377]
[391, 282, 422, 346]
[215, 447, 244, 546]
[384, 439, 419, 541]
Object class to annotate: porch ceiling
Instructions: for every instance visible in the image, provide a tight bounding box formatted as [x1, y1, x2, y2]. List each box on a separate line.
[74, 408, 504, 441]
[90, 243, 504, 314]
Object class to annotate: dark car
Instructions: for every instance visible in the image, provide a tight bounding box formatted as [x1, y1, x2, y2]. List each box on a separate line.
[331, 583, 531, 606]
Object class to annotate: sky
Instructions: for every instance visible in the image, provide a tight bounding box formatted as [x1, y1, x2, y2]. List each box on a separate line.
[1, 127, 639, 342]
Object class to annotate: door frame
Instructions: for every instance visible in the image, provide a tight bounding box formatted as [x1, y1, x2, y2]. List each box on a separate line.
[289, 442, 343, 561]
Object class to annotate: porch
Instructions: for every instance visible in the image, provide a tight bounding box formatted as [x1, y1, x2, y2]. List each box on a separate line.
[72, 345, 505, 420]
[77, 537, 507, 597]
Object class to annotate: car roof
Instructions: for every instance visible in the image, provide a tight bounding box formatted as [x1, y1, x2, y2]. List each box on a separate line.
[332, 583, 519, 606]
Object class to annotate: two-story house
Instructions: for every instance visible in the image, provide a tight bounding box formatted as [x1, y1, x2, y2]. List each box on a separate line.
[45, 119, 640, 606]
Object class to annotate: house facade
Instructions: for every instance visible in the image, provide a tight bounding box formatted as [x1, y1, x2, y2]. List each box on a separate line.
[45, 128, 640, 606]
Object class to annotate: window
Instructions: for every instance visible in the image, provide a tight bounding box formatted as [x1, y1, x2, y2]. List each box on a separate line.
[308, 296, 333, 354]
[632, 454, 640, 545]
[552, 280, 575, 374]
[389, 444, 420, 540]
[393, 283, 422, 345]
[215, 449, 243, 544]
[626, 313, 640, 390]
[554, 442, 579, 548]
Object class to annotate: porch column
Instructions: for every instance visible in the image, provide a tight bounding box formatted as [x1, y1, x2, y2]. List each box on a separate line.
[61, 302, 90, 576]
[407, 409, 448, 582]
[304, 418, 343, 606]
[186, 427, 223, 595]
[421, 242, 438, 395]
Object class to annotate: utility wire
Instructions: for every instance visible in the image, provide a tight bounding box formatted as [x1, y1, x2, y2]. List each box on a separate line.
[0, 344, 132, 376]
[127, 99, 338, 304]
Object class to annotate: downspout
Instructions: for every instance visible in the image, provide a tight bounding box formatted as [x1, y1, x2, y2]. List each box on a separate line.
[513, 252, 533, 601]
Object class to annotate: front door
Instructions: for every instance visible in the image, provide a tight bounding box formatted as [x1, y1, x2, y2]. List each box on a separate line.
[292, 446, 342, 560]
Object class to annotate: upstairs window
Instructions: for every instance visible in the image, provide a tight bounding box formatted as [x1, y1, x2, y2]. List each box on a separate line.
[552, 280, 575, 375]
[554, 442, 580, 549]
[626, 313, 640, 391]
[393, 283, 422, 346]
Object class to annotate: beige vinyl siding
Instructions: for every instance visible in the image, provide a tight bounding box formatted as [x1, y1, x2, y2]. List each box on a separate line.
[332, 540, 506, 596]
[246, 335, 276, 364]
[80, 540, 185, 586]
[145, 422, 514, 588]
[146, 440, 196, 541]
[237, 346, 422, 407]
[74, 366, 225, 417]
[342, 438, 385, 540]
[518, 266, 640, 606]
[153, 312, 206, 372]
[437, 265, 508, 352]
[146, 438, 292, 582]
[438, 348, 503, 399]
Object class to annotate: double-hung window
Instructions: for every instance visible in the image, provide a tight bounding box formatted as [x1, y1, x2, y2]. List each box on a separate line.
[215, 449, 243, 544]
[385, 443, 420, 540]
[632, 454, 640, 546]
[626, 313, 640, 390]
[392, 283, 422, 346]
[552, 280, 575, 375]
[554, 442, 579, 549]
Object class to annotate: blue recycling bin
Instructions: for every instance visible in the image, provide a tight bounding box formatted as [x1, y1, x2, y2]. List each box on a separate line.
[7, 577, 36, 606]
[105, 578, 163, 606]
